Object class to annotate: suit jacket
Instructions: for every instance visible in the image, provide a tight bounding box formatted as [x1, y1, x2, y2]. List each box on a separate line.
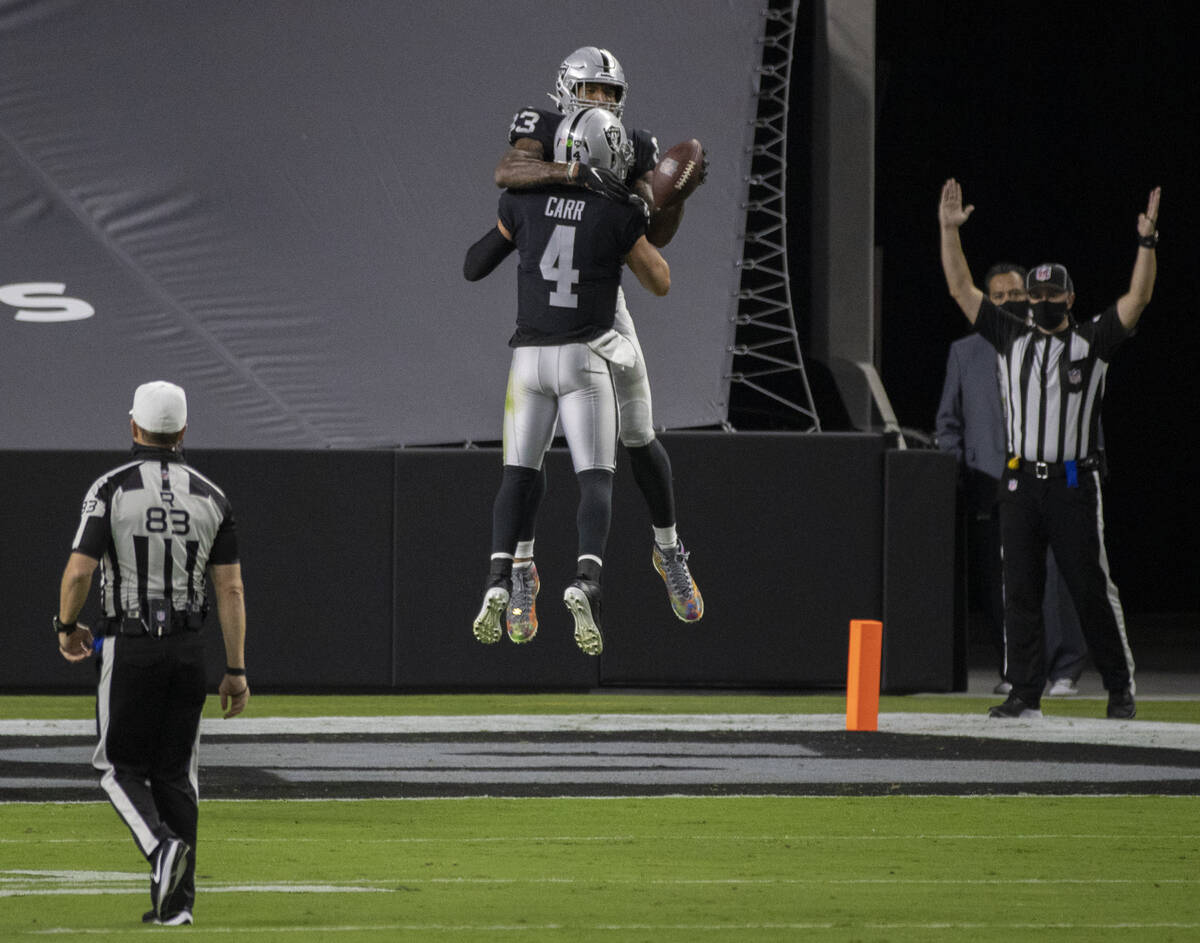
[936, 332, 1007, 510]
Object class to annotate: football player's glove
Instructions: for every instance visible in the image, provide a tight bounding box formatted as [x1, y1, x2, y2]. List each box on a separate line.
[578, 165, 633, 204]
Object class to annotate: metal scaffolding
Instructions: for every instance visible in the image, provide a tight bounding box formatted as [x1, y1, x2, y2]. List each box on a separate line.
[726, 0, 821, 432]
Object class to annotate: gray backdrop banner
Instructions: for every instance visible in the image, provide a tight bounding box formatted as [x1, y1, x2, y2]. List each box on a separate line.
[0, 0, 764, 448]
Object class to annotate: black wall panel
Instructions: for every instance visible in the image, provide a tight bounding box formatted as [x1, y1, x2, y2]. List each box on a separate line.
[881, 449, 959, 692]
[599, 433, 886, 687]
[392, 449, 599, 690]
[2, 434, 958, 692]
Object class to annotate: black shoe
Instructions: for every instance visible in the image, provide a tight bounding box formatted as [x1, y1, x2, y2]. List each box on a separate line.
[563, 578, 603, 655]
[150, 837, 190, 920]
[1107, 687, 1136, 719]
[987, 694, 1043, 719]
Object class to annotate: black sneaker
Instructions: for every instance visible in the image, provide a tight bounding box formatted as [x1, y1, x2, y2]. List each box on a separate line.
[987, 694, 1043, 719]
[563, 578, 603, 655]
[143, 908, 193, 925]
[150, 837, 190, 920]
[1107, 687, 1136, 719]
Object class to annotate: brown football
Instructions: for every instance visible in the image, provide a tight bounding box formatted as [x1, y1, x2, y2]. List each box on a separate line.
[650, 138, 704, 210]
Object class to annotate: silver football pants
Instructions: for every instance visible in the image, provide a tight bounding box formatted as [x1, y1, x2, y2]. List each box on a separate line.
[611, 287, 656, 448]
[503, 343, 618, 472]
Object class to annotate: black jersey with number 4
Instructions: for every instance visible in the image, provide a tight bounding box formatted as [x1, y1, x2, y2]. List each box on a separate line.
[498, 186, 647, 347]
[507, 106, 659, 185]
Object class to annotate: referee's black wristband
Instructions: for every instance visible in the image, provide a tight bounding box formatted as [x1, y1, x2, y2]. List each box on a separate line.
[53, 616, 76, 635]
[225, 666, 246, 676]
[1138, 232, 1159, 248]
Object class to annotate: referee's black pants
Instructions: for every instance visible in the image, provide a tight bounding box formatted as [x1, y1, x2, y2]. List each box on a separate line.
[93, 630, 206, 913]
[998, 468, 1135, 707]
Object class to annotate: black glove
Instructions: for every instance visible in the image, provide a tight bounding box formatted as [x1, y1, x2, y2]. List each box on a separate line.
[577, 165, 633, 204]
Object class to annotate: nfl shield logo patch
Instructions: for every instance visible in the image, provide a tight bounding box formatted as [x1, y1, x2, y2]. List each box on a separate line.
[1034, 264, 1053, 282]
[1008, 478, 1018, 491]
[1068, 367, 1082, 384]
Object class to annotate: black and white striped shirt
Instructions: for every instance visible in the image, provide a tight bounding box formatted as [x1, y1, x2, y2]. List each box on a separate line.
[72, 446, 237, 620]
[975, 299, 1131, 464]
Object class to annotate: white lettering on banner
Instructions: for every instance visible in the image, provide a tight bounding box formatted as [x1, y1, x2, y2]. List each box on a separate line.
[0, 283, 95, 322]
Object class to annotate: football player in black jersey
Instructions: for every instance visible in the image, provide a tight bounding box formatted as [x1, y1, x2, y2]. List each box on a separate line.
[491, 46, 705, 645]
[465, 107, 670, 656]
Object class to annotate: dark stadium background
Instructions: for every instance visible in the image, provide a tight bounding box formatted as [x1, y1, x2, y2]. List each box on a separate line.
[864, 0, 1197, 616]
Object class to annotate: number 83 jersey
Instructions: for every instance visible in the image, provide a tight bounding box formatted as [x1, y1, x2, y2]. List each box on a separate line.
[72, 447, 238, 620]
[499, 185, 647, 347]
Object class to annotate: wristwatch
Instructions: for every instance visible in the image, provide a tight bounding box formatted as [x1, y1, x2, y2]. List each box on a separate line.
[53, 615, 76, 634]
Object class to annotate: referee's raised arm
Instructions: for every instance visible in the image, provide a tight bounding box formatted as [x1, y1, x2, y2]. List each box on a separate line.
[1116, 186, 1162, 331]
[938, 178, 984, 323]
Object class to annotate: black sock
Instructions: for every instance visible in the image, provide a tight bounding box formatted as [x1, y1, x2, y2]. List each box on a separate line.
[491, 465, 539, 557]
[575, 468, 613, 565]
[626, 439, 676, 528]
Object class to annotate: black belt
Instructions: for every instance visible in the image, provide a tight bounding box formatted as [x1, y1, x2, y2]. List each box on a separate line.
[1008, 454, 1101, 480]
[101, 611, 203, 638]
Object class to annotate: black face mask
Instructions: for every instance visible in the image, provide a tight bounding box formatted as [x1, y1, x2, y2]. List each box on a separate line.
[1031, 299, 1069, 331]
[1000, 299, 1029, 321]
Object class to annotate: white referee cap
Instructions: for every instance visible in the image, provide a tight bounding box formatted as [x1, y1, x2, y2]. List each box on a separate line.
[130, 381, 187, 433]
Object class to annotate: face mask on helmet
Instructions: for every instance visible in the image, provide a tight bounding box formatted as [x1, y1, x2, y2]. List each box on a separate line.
[552, 46, 628, 118]
[553, 108, 632, 181]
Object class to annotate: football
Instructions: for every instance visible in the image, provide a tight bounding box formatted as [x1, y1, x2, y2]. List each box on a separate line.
[650, 139, 704, 210]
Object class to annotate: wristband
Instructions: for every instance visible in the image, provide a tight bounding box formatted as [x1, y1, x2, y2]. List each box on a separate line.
[1138, 232, 1158, 248]
[53, 615, 77, 635]
[567, 160, 579, 183]
[225, 666, 246, 676]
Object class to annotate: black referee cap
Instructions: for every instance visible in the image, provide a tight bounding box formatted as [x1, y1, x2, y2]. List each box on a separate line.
[1026, 263, 1074, 295]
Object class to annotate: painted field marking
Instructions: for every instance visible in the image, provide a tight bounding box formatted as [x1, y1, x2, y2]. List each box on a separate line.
[21, 920, 1200, 936]
[3, 712, 1199, 753]
[0, 870, 391, 898]
[4, 868, 1196, 896]
[5, 832, 1200, 844]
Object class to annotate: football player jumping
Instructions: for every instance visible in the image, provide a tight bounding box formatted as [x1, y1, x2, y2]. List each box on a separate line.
[490, 47, 705, 645]
[465, 108, 670, 655]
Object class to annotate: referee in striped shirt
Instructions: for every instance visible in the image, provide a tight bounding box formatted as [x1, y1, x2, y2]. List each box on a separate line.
[938, 179, 1160, 721]
[53, 381, 248, 926]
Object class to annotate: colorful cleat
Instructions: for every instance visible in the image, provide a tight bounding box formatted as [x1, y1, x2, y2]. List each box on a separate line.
[563, 579, 603, 655]
[472, 583, 510, 645]
[507, 563, 540, 643]
[652, 540, 704, 622]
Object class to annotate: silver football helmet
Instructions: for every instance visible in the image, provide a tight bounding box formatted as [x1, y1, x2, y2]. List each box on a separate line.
[551, 46, 627, 118]
[553, 108, 633, 180]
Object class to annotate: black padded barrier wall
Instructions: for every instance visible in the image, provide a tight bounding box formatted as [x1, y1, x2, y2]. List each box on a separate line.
[2, 434, 957, 692]
[881, 449, 960, 693]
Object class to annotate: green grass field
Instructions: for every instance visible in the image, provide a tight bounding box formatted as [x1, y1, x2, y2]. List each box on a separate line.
[2, 695, 1199, 940]
[3, 796, 1199, 941]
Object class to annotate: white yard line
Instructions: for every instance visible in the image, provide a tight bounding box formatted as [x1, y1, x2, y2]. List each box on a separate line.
[2, 712, 1198, 751]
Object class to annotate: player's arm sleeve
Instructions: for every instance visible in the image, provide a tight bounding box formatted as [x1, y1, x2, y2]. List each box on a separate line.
[464, 225, 516, 281]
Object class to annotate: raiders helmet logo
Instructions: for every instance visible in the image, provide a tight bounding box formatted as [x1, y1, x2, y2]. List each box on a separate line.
[604, 126, 622, 153]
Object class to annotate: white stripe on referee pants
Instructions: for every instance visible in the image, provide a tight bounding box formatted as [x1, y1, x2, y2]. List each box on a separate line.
[1090, 469, 1136, 694]
[91, 637, 159, 856]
